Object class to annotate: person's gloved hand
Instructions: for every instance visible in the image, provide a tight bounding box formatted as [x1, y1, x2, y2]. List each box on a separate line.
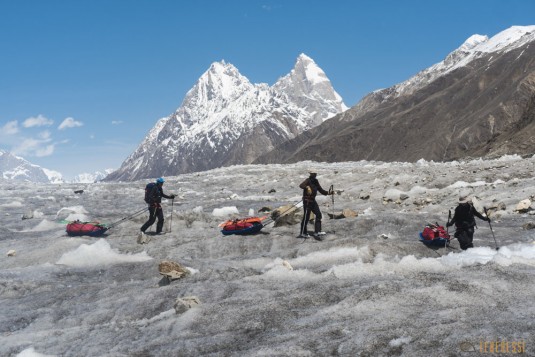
[170, 194, 176, 199]
[446, 221, 453, 227]
[486, 217, 491, 222]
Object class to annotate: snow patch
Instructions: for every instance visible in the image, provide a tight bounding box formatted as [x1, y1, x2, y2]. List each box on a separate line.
[56, 239, 152, 267]
[212, 206, 239, 217]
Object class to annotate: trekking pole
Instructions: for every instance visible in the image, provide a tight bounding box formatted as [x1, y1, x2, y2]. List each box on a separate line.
[484, 207, 499, 250]
[329, 184, 335, 234]
[169, 198, 174, 233]
[446, 210, 452, 235]
[445, 210, 452, 249]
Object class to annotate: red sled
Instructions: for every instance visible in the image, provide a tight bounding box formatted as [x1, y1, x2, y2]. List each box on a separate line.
[66, 220, 108, 237]
[419, 223, 450, 247]
[221, 219, 264, 235]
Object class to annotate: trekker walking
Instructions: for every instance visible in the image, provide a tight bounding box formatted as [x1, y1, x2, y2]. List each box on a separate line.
[140, 177, 175, 238]
[298, 170, 334, 240]
[447, 195, 490, 250]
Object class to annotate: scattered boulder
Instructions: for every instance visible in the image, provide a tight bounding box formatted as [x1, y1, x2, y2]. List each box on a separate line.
[137, 232, 151, 244]
[7, 250, 16, 257]
[159, 260, 190, 281]
[469, 197, 484, 214]
[378, 234, 389, 239]
[342, 208, 358, 218]
[515, 199, 532, 213]
[174, 296, 201, 314]
[359, 192, 370, 200]
[282, 260, 294, 270]
[413, 197, 433, 207]
[522, 222, 535, 230]
[383, 189, 408, 203]
[258, 206, 272, 213]
[271, 204, 303, 227]
[74, 190, 84, 194]
[268, 188, 276, 193]
[485, 202, 507, 217]
[328, 208, 358, 219]
[21, 210, 33, 220]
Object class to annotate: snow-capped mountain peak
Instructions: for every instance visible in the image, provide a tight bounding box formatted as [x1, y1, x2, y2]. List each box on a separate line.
[105, 54, 348, 181]
[458, 34, 489, 52]
[475, 25, 535, 53]
[293, 53, 330, 85]
[189, 60, 253, 104]
[273, 53, 348, 124]
[71, 169, 115, 183]
[365, 25, 535, 104]
[0, 150, 63, 183]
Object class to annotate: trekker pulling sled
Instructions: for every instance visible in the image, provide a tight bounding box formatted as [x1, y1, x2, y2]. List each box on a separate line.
[298, 170, 334, 241]
[139, 177, 176, 239]
[447, 195, 490, 250]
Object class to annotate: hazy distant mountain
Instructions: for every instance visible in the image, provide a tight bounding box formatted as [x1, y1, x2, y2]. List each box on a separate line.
[0, 150, 63, 183]
[255, 25, 535, 165]
[105, 54, 347, 181]
[71, 169, 115, 183]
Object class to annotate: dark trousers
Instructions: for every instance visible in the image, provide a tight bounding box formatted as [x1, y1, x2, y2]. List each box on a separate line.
[141, 205, 164, 233]
[300, 200, 322, 235]
[455, 227, 475, 250]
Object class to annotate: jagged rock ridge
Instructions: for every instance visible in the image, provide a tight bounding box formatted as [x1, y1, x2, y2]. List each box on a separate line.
[254, 25, 535, 165]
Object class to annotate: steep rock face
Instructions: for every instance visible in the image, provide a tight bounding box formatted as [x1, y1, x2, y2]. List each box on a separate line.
[255, 26, 535, 165]
[273, 53, 348, 126]
[105, 54, 347, 181]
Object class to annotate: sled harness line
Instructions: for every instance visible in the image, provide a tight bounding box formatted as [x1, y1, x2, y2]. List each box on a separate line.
[262, 199, 303, 227]
[107, 207, 149, 229]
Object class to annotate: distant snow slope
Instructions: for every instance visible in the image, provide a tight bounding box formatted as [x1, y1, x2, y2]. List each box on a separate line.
[71, 169, 115, 183]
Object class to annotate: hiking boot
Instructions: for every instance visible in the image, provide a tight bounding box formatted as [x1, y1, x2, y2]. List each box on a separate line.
[312, 233, 323, 241]
[298, 233, 310, 239]
[137, 231, 150, 244]
[316, 231, 327, 236]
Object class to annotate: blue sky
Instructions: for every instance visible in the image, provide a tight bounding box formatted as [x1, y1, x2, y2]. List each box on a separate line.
[1, 0, 534, 179]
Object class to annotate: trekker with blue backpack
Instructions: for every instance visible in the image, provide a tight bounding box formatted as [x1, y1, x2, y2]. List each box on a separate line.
[139, 177, 175, 238]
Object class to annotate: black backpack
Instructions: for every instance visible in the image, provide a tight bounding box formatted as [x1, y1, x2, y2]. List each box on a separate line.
[455, 203, 476, 228]
[144, 182, 156, 204]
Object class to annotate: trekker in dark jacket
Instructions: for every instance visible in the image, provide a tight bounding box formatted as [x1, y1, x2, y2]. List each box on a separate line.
[140, 177, 175, 237]
[298, 170, 333, 240]
[447, 195, 489, 250]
